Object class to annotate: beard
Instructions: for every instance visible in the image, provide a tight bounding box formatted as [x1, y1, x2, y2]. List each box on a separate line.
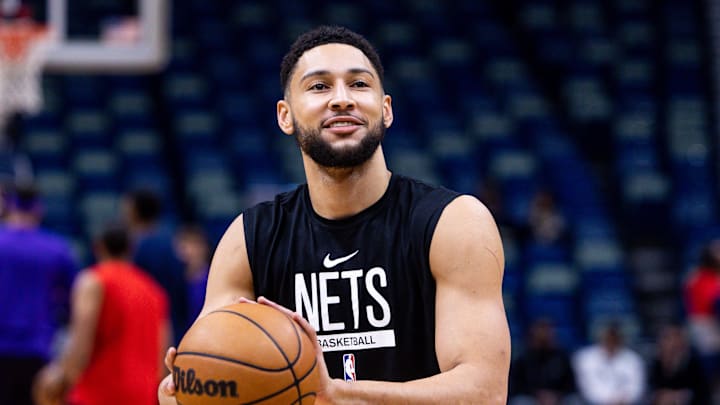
[293, 118, 385, 168]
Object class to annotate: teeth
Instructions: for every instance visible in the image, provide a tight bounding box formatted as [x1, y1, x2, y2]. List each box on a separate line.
[330, 121, 356, 127]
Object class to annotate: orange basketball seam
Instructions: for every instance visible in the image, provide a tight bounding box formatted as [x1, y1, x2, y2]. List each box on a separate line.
[234, 356, 319, 405]
[291, 392, 319, 405]
[208, 309, 303, 366]
[179, 351, 318, 405]
[210, 308, 305, 402]
[175, 351, 294, 372]
[174, 354, 319, 405]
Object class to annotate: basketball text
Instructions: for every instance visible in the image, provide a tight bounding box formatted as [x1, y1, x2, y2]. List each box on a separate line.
[294, 267, 391, 332]
[294, 266, 397, 351]
[173, 366, 239, 398]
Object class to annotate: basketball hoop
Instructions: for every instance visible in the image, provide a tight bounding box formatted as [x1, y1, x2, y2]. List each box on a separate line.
[0, 19, 51, 133]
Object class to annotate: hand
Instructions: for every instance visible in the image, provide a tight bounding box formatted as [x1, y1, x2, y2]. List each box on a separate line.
[254, 296, 336, 403]
[32, 363, 66, 405]
[158, 296, 252, 405]
[158, 347, 178, 405]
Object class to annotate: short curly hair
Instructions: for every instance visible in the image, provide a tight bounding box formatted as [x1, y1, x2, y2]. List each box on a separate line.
[280, 25, 384, 94]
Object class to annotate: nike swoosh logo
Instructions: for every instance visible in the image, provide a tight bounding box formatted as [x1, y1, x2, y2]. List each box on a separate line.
[323, 250, 359, 268]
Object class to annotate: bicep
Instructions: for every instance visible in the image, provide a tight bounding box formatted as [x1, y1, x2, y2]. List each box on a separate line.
[199, 214, 255, 319]
[430, 196, 510, 376]
[70, 271, 103, 341]
[63, 270, 103, 380]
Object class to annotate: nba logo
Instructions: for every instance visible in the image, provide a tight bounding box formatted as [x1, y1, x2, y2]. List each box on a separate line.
[343, 353, 356, 382]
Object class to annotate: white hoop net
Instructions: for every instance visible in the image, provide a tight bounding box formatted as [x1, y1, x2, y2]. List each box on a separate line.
[0, 20, 51, 134]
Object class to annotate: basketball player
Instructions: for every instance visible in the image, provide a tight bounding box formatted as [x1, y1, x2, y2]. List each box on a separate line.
[159, 25, 510, 403]
[34, 224, 170, 405]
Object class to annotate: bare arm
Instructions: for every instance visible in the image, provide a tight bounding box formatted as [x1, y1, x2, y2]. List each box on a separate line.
[198, 213, 256, 316]
[59, 270, 104, 384]
[157, 318, 172, 381]
[33, 269, 103, 405]
[326, 195, 511, 404]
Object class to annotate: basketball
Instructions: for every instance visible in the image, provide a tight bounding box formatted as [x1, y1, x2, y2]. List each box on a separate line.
[173, 303, 321, 405]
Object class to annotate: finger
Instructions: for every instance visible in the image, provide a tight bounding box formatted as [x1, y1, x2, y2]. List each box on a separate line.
[291, 311, 319, 340]
[256, 297, 318, 340]
[160, 373, 176, 395]
[256, 298, 331, 385]
[257, 296, 294, 315]
[237, 296, 256, 304]
[164, 347, 177, 371]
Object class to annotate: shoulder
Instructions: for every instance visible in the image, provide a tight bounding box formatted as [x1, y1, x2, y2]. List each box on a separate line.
[35, 228, 75, 253]
[441, 194, 494, 219]
[241, 185, 307, 247]
[243, 184, 306, 216]
[573, 345, 602, 363]
[74, 268, 102, 296]
[428, 195, 505, 291]
[431, 195, 502, 260]
[395, 176, 463, 241]
[396, 175, 460, 202]
[620, 348, 644, 363]
[213, 211, 251, 268]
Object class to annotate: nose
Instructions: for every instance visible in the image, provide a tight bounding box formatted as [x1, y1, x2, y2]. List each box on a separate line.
[328, 84, 355, 111]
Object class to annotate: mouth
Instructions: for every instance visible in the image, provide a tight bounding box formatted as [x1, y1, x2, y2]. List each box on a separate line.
[322, 115, 364, 129]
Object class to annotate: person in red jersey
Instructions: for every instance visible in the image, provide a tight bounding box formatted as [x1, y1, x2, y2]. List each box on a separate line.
[684, 239, 720, 397]
[33, 223, 171, 405]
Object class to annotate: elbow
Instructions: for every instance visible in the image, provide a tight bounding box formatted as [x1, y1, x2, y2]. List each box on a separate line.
[62, 352, 92, 386]
[464, 363, 509, 404]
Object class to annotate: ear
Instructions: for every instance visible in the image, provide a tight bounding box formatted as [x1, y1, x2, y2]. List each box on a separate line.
[382, 94, 393, 129]
[277, 100, 294, 135]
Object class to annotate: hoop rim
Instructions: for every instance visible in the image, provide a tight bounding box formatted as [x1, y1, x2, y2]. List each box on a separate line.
[0, 20, 50, 61]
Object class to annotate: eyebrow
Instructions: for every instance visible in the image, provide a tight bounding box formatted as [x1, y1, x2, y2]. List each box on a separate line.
[300, 68, 375, 82]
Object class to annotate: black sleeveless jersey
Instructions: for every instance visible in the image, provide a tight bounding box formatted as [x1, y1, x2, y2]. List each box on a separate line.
[243, 174, 460, 382]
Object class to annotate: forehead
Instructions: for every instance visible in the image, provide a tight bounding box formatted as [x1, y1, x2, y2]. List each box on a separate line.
[293, 43, 376, 81]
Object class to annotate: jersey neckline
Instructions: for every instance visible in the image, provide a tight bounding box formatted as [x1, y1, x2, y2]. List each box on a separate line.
[303, 173, 398, 229]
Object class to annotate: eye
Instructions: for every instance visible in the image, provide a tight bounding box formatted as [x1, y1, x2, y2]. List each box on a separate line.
[351, 80, 369, 88]
[309, 82, 329, 91]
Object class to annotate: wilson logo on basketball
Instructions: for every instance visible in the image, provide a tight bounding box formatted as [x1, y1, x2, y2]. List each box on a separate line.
[173, 366, 239, 398]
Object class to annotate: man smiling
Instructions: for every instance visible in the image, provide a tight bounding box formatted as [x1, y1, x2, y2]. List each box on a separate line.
[160, 25, 510, 404]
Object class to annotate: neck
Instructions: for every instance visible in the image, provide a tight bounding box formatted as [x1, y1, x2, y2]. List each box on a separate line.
[303, 147, 391, 220]
[97, 255, 128, 264]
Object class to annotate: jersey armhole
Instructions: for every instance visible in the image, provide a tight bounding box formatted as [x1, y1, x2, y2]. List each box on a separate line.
[410, 190, 462, 269]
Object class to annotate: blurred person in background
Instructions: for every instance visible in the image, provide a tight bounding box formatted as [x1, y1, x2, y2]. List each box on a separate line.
[122, 188, 188, 344]
[528, 190, 567, 246]
[572, 322, 646, 405]
[683, 239, 720, 395]
[509, 318, 579, 405]
[173, 224, 210, 325]
[647, 323, 710, 405]
[0, 183, 77, 405]
[33, 223, 170, 405]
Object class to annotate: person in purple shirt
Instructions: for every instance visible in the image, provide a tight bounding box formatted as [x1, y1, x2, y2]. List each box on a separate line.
[0, 183, 77, 405]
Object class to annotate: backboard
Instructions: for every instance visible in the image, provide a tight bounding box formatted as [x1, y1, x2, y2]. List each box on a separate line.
[34, 0, 169, 73]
